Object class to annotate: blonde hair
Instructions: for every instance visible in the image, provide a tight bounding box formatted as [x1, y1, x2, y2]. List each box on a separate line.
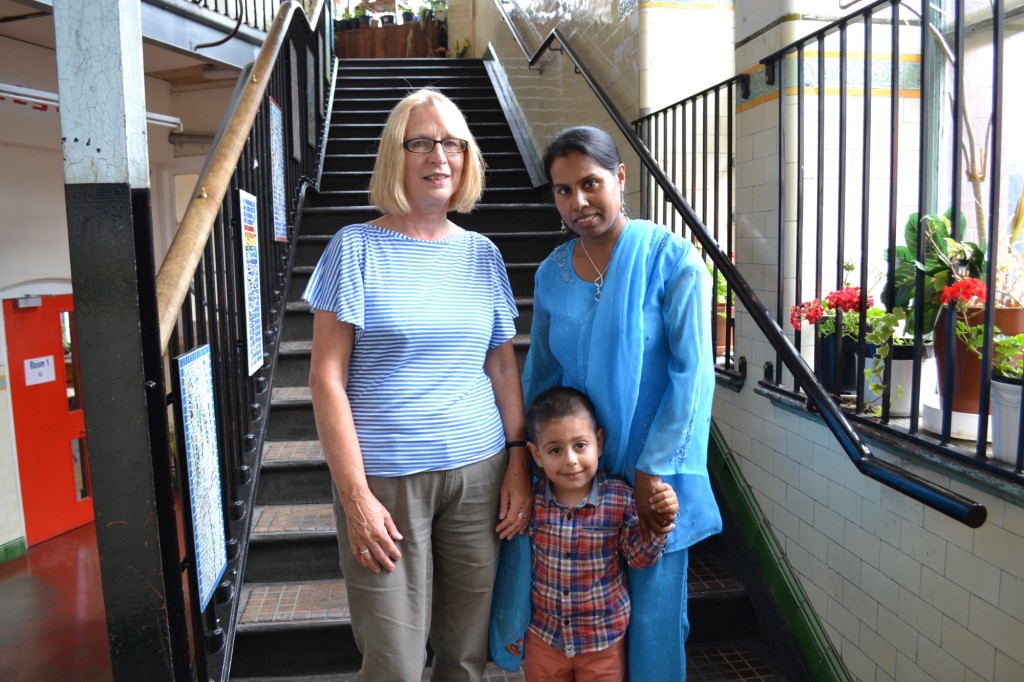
[369, 89, 486, 215]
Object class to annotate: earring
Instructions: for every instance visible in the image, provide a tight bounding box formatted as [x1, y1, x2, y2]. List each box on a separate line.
[560, 221, 568, 234]
[620, 190, 629, 218]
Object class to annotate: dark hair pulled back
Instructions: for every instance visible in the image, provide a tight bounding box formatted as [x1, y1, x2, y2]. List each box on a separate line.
[542, 126, 623, 184]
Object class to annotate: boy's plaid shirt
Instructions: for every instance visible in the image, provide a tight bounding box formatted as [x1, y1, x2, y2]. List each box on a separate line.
[527, 472, 667, 657]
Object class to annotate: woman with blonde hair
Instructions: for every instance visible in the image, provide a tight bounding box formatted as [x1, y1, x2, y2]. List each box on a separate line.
[304, 88, 532, 681]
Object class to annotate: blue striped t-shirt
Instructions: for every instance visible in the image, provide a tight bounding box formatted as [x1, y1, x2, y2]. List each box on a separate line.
[302, 223, 518, 476]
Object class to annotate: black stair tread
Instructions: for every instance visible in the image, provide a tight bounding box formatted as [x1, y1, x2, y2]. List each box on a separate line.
[687, 638, 787, 681]
[252, 503, 335, 537]
[238, 579, 349, 630]
[263, 440, 323, 465]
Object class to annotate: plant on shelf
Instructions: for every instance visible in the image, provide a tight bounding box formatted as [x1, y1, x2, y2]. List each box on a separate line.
[790, 284, 874, 342]
[992, 332, 1024, 380]
[882, 210, 982, 338]
[862, 306, 912, 416]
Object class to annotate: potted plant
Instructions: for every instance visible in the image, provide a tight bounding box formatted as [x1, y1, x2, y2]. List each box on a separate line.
[707, 259, 734, 356]
[990, 332, 1024, 464]
[861, 306, 928, 417]
[400, 3, 415, 23]
[354, 5, 371, 27]
[380, 13, 396, 25]
[335, 9, 352, 31]
[790, 280, 874, 395]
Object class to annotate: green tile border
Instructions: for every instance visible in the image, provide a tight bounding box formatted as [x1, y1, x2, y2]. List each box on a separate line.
[707, 420, 850, 682]
[0, 537, 27, 565]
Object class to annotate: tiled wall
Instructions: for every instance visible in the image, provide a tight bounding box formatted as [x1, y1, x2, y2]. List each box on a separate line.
[472, 0, 733, 212]
[728, 3, 1024, 680]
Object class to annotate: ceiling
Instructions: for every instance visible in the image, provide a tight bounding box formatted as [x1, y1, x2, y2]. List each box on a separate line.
[0, 0, 240, 86]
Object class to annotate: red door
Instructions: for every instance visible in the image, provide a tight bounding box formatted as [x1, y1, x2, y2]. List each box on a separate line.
[4, 294, 93, 546]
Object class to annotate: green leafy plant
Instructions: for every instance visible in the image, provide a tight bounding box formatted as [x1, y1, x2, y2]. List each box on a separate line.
[882, 210, 981, 338]
[862, 306, 910, 415]
[992, 333, 1024, 379]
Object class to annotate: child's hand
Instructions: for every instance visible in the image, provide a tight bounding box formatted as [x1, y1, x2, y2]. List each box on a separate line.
[649, 482, 678, 535]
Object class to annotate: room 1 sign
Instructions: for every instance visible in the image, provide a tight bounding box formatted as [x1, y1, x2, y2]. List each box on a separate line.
[24, 355, 56, 386]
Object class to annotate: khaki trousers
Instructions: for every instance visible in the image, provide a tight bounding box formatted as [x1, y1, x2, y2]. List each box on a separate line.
[334, 451, 507, 682]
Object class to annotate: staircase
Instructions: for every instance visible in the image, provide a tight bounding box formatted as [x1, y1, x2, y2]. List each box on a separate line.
[230, 58, 804, 681]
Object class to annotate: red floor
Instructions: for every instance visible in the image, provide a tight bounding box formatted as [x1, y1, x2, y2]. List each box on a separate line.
[0, 523, 113, 682]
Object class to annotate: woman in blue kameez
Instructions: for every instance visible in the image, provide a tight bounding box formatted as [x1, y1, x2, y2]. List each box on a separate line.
[522, 126, 723, 680]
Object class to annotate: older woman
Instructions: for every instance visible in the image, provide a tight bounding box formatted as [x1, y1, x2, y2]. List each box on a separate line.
[522, 126, 722, 680]
[303, 89, 531, 682]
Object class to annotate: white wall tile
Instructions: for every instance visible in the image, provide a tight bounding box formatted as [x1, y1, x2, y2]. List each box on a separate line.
[843, 581, 879, 629]
[899, 520, 947, 574]
[882, 542, 922, 594]
[921, 566, 971, 626]
[946, 543, 1001, 606]
[845, 519, 881, 568]
[968, 596, 1024, 668]
[917, 633, 968, 682]
[898, 587, 943, 644]
[860, 620, 898, 677]
[861, 562, 899, 608]
[942, 616, 996, 680]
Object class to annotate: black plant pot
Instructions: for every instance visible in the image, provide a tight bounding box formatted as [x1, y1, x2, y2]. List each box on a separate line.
[380, 14, 395, 25]
[402, 11, 415, 22]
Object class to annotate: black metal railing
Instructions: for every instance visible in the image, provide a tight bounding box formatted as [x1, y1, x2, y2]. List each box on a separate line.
[184, 0, 281, 33]
[94, 3, 334, 679]
[761, 0, 1024, 485]
[491, 0, 986, 527]
[636, 78, 740, 373]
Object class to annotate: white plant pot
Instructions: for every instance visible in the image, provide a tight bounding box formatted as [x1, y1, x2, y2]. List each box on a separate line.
[990, 375, 1023, 465]
[866, 346, 934, 417]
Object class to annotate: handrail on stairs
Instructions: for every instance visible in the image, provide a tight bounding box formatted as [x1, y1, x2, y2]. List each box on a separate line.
[155, 0, 324, 353]
[491, 1, 986, 528]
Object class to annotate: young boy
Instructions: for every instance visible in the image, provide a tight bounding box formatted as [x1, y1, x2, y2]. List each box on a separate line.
[523, 386, 678, 681]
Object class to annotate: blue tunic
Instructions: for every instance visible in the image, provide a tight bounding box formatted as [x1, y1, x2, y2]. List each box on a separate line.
[522, 218, 721, 552]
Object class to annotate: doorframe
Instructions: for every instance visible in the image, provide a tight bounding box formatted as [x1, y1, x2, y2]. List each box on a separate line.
[0, 279, 73, 546]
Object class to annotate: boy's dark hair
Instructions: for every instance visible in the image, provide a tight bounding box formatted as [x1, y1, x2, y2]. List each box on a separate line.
[526, 386, 600, 443]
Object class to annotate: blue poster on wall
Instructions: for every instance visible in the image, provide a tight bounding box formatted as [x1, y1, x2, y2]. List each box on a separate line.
[239, 189, 264, 376]
[269, 97, 288, 243]
[175, 345, 227, 612]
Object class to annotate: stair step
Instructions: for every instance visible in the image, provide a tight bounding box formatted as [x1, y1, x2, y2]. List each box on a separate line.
[247, 503, 339, 581]
[257, 440, 331, 504]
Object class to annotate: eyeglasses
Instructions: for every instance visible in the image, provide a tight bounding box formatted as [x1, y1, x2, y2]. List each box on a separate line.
[402, 138, 468, 155]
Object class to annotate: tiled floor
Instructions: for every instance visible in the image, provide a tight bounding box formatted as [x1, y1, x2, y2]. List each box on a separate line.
[1, 522, 782, 681]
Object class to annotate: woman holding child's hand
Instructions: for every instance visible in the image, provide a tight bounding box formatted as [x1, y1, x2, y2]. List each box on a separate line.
[305, 89, 530, 682]
[522, 126, 722, 680]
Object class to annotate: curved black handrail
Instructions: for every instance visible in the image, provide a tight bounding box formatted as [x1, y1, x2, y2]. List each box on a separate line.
[491, 1, 986, 528]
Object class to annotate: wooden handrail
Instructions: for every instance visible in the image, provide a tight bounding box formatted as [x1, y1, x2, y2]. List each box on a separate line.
[155, 0, 324, 351]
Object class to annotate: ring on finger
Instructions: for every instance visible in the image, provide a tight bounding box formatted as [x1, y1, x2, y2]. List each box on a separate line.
[360, 548, 370, 554]
[517, 512, 527, 520]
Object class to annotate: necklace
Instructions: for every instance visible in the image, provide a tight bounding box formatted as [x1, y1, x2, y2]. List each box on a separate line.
[579, 239, 608, 301]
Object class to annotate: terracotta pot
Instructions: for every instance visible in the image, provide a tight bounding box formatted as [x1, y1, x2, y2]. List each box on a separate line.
[714, 305, 731, 356]
[933, 306, 1024, 415]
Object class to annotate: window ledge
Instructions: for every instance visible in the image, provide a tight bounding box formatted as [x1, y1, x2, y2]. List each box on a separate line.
[754, 382, 1024, 508]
